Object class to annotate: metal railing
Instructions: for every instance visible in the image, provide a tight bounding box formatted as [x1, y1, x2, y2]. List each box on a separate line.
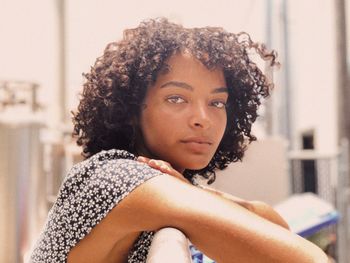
[146, 228, 192, 263]
[0, 81, 41, 113]
[288, 140, 350, 263]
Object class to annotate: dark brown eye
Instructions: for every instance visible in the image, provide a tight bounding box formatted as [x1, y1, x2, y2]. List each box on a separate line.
[211, 101, 227, 109]
[166, 95, 186, 104]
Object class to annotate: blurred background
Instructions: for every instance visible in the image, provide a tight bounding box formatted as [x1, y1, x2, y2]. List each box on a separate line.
[0, 0, 349, 262]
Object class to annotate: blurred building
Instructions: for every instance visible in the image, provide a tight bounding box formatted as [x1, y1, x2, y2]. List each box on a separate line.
[0, 0, 349, 262]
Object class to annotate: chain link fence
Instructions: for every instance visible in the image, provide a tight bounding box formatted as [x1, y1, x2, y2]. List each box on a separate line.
[289, 140, 350, 263]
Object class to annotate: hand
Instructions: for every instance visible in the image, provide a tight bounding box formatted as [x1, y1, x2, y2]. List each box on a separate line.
[137, 156, 189, 184]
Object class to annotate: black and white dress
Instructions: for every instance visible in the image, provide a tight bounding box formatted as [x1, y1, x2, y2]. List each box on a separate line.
[30, 149, 166, 263]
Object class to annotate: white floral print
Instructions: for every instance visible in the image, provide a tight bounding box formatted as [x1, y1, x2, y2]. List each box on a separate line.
[30, 149, 163, 263]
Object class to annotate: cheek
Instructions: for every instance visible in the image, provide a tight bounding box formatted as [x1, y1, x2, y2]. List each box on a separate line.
[143, 106, 183, 129]
[140, 108, 172, 143]
[212, 112, 227, 137]
[140, 111, 157, 141]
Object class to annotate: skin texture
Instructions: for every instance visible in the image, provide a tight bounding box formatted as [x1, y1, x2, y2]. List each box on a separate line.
[67, 53, 328, 263]
[137, 155, 290, 230]
[68, 174, 327, 263]
[138, 53, 290, 230]
[138, 52, 228, 172]
[72, 18, 277, 184]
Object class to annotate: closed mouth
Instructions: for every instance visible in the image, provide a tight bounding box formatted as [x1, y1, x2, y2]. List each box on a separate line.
[180, 137, 213, 145]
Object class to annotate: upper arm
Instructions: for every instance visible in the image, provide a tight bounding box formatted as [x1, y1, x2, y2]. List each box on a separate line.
[109, 174, 328, 263]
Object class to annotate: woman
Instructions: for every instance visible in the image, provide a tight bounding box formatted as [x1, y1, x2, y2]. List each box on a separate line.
[30, 18, 328, 262]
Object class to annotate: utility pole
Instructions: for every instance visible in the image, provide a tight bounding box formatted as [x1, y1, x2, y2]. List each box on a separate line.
[281, 0, 292, 149]
[56, 0, 67, 124]
[335, 1, 349, 262]
[335, 0, 349, 150]
[264, 0, 274, 136]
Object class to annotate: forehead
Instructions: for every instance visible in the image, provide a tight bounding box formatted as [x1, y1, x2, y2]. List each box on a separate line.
[157, 52, 226, 86]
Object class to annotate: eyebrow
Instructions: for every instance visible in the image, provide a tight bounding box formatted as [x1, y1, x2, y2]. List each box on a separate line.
[160, 81, 228, 93]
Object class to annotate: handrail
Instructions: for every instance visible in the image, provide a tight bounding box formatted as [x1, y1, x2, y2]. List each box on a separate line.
[146, 227, 193, 263]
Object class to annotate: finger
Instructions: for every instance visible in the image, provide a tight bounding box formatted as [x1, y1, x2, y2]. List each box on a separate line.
[160, 165, 172, 173]
[148, 160, 175, 174]
[149, 159, 168, 170]
[159, 160, 172, 168]
[149, 159, 163, 167]
[145, 159, 189, 183]
[137, 156, 150, 163]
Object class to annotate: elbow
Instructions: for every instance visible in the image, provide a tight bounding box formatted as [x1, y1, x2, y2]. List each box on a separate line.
[308, 245, 329, 263]
[292, 239, 329, 263]
[249, 200, 290, 230]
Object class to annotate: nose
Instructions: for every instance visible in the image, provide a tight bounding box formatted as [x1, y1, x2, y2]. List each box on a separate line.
[189, 103, 211, 129]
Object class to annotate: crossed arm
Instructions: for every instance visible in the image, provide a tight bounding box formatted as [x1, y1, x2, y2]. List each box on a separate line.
[68, 157, 328, 263]
[195, 183, 291, 230]
[138, 157, 290, 230]
[134, 157, 327, 263]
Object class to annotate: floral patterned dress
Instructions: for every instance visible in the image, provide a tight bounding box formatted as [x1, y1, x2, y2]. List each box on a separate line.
[30, 149, 164, 262]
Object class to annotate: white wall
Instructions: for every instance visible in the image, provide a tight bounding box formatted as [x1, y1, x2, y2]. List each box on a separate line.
[213, 137, 290, 205]
[0, 0, 269, 128]
[286, 0, 338, 153]
[0, 0, 341, 193]
[0, 0, 60, 126]
[65, 0, 267, 113]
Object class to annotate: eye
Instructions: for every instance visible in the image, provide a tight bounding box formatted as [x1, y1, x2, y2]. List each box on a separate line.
[211, 100, 227, 109]
[166, 95, 186, 104]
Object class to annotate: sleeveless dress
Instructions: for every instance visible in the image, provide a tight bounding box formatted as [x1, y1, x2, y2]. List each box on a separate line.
[30, 149, 164, 262]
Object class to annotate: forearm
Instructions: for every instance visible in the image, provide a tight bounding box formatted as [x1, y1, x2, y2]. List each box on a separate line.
[136, 158, 325, 262]
[174, 183, 328, 263]
[108, 173, 328, 263]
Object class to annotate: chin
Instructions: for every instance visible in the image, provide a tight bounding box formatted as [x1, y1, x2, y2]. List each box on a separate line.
[181, 159, 211, 171]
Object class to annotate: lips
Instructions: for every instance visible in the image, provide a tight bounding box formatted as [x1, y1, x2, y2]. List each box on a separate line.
[180, 136, 213, 153]
[180, 136, 213, 145]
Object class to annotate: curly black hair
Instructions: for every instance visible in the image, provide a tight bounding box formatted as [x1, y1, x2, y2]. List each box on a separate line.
[72, 18, 278, 184]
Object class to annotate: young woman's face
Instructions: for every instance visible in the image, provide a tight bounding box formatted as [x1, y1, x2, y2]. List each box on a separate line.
[139, 52, 228, 172]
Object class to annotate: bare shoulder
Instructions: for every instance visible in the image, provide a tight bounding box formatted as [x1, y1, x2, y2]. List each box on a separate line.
[114, 174, 328, 263]
[67, 174, 195, 263]
[107, 173, 203, 231]
[69, 173, 328, 263]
